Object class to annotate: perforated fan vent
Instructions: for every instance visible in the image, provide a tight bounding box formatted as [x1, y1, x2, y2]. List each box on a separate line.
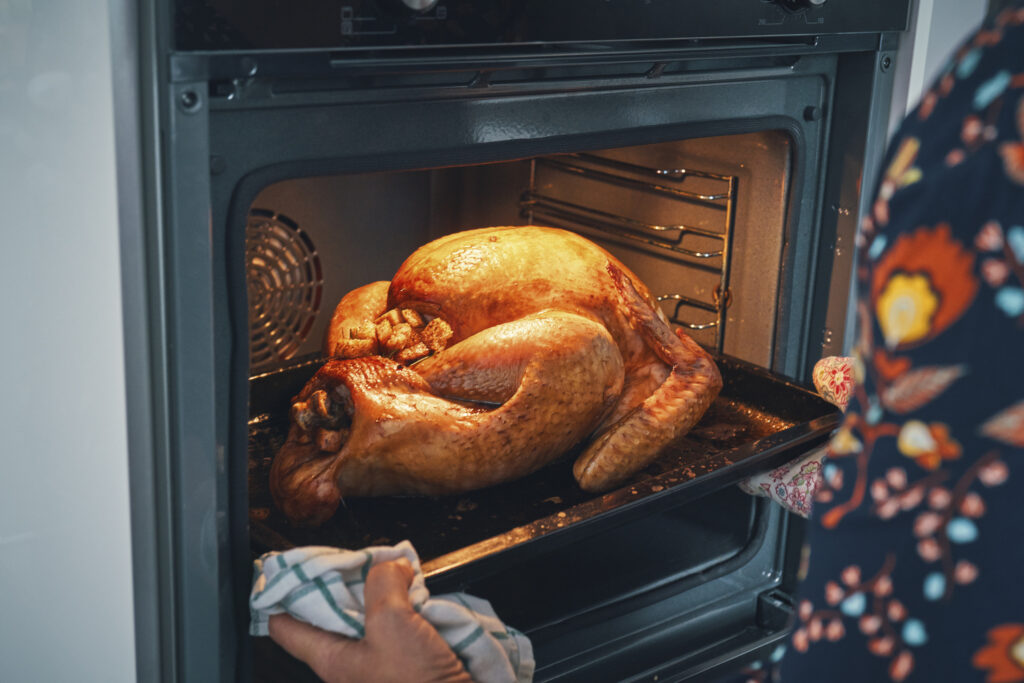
[246, 209, 323, 369]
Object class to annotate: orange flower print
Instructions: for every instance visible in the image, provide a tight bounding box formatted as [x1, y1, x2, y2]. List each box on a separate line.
[972, 28, 1003, 47]
[1000, 100, 1024, 185]
[963, 115, 985, 146]
[870, 224, 978, 349]
[946, 148, 967, 167]
[918, 90, 939, 120]
[1000, 143, 1024, 184]
[896, 420, 961, 470]
[974, 623, 1024, 683]
[873, 350, 912, 382]
[939, 71, 955, 97]
[995, 6, 1024, 28]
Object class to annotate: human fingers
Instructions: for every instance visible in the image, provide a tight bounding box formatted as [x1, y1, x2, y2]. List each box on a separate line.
[363, 558, 416, 622]
[362, 559, 472, 682]
[268, 613, 364, 683]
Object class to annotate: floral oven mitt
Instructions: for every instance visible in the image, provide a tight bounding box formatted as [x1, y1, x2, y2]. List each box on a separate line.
[737, 356, 854, 517]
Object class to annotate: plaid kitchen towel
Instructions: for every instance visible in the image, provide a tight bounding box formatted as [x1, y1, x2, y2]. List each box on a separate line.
[250, 539, 534, 683]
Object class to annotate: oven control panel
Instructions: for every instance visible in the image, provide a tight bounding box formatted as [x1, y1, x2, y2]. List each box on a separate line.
[176, 0, 908, 51]
[776, 0, 829, 9]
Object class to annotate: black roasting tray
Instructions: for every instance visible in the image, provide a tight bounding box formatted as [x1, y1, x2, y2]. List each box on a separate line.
[247, 353, 840, 575]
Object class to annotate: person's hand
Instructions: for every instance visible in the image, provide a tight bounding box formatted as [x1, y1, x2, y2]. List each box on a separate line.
[268, 558, 473, 683]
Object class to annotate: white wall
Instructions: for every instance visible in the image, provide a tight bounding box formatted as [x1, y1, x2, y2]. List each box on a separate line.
[891, 0, 988, 127]
[0, 2, 137, 681]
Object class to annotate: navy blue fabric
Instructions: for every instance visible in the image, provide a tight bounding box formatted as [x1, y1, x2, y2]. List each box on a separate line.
[733, 6, 1024, 682]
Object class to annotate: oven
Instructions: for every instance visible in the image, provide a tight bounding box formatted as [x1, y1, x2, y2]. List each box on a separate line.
[128, 1, 910, 680]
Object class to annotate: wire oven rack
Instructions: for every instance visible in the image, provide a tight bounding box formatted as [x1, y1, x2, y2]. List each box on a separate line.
[520, 153, 736, 353]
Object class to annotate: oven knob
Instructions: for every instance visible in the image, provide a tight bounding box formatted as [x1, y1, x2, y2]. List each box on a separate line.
[401, 0, 439, 11]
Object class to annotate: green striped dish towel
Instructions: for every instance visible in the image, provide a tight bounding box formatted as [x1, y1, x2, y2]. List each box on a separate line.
[250, 539, 534, 683]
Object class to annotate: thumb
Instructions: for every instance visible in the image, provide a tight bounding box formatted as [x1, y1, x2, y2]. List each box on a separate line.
[268, 613, 364, 682]
[364, 558, 416, 627]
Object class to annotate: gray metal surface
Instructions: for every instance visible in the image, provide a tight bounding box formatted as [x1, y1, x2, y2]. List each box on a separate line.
[821, 47, 900, 361]
[532, 500, 793, 682]
[165, 80, 231, 682]
[143, 28, 904, 681]
[110, 0, 173, 680]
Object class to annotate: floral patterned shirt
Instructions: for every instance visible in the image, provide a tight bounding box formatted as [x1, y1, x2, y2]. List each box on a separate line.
[750, 6, 1024, 682]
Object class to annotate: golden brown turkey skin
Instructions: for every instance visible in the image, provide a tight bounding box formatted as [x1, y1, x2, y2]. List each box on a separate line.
[387, 226, 655, 361]
[323, 281, 390, 356]
[572, 265, 722, 491]
[384, 226, 719, 438]
[270, 311, 624, 524]
[272, 226, 722, 525]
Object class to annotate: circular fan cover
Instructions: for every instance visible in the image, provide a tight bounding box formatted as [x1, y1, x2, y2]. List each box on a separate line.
[246, 209, 323, 369]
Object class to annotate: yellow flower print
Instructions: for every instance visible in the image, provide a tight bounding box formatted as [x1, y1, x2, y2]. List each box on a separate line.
[830, 425, 863, 455]
[897, 420, 961, 470]
[874, 138, 923, 225]
[870, 225, 978, 350]
[876, 273, 940, 349]
[886, 137, 923, 189]
[898, 421, 937, 455]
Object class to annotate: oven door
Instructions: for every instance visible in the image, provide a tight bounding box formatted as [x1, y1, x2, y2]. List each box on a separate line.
[141, 33, 900, 681]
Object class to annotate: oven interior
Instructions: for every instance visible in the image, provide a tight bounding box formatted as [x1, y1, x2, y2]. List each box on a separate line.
[245, 132, 792, 370]
[244, 132, 839, 680]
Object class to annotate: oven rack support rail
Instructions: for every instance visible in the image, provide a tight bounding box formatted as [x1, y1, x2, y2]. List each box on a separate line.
[521, 153, 736, 352]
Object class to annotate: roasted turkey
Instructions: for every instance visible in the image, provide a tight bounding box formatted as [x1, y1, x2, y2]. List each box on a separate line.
[270, 226, 722, 525]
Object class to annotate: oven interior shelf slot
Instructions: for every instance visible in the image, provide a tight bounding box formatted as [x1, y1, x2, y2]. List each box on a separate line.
[657, 292, 719, 332]
[520, 193, 726, 260]
[545, 153, 734, 204]
[521, 153, 737, 353]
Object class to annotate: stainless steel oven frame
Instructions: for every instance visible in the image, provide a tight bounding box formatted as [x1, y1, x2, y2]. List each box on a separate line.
[120, 2, 908, 680]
